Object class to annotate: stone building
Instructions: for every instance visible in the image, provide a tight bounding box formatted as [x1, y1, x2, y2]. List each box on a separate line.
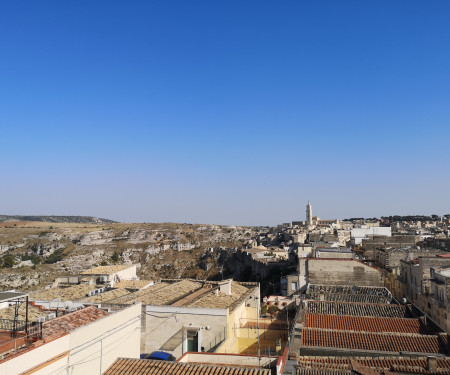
[298, 258, 384, 290]
[375, 247, 443, 269]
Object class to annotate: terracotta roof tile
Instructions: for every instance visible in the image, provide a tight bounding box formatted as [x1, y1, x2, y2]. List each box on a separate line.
[307, 285, 392, 304]
[304, 314, 433, 334]
[301, 328, 447, 355]
[104, 358, 271, 375]
[29, 284, 98, 301]
[112, 280, 203, 305]
[305, 301, 417, 318]
[80, 288, 131, 303]
[41, 306, 108, 338]
[113, 280, 153, 289]
[297, 356, 450, 375]
[188, 282, 254, 310]
[80, 264, 132, 275]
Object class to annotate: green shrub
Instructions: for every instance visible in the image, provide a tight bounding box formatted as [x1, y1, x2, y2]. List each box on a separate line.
[22, 253, 41, 265]
[111, 251, 120, 263]
[2, 254, 15, 268]
[44, 248, 65, 264]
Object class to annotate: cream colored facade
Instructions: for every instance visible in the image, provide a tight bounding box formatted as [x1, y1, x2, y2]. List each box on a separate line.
[80, 264, 137, 286]
[142, 284, 260, 358]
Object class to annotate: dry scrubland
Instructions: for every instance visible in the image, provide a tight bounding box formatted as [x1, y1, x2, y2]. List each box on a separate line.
[0, 221, 255, 291]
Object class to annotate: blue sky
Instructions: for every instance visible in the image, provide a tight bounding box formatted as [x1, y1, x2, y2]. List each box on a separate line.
[1, 1, 449, 225]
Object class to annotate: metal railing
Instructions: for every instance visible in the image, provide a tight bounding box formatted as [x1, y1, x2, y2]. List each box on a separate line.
[0, 319, 42, 340]
[0, 318, 28, 333]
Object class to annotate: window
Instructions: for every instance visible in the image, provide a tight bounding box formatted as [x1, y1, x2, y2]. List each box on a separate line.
[291, 282, 298, 291]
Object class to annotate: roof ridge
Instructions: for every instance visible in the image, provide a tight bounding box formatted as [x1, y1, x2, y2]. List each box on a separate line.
[303, 327, 439, 338]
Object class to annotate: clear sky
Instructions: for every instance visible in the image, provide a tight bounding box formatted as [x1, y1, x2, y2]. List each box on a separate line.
[1, 1, 449, 226]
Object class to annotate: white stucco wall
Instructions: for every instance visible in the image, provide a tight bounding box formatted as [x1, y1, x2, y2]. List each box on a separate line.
[351, 227, 391, 245]
[0, 335, 70, 375]
[143, 305, 228, 358]
[66, 303, 141, 374]
[113, 265, 137, 281]
[0, 303, 141, 375]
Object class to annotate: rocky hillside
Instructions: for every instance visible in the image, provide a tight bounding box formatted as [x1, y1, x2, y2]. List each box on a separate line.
[0, 221, 258, 291]
[0, 215, 116, 224]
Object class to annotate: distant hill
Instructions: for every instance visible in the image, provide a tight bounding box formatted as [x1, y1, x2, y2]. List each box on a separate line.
[0, 215, 117, 224]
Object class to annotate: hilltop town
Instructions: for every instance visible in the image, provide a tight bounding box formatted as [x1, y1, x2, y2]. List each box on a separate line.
[0, 204, 450, 374]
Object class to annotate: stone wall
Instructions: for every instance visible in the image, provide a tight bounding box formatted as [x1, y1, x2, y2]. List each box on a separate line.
[376, 248, 443, 269]
[306, 259, 383, 287]
[362, 235, 418, 259]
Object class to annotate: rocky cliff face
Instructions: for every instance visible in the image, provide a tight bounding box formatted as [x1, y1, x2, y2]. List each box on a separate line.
[0, 221, 256, 291]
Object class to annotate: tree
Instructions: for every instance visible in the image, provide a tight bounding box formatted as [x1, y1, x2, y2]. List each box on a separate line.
[111, 251, 120, 263]
[2, 254, 15, 268]
[267, 305, 280, 317]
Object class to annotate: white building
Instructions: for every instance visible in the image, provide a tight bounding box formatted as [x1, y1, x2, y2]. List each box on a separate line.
[350, 227, 392, 245]
[0, 303, 141, 375]
[80, 264, 137, 286]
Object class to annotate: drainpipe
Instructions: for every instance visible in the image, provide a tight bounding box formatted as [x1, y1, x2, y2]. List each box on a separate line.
[99, 340, 103, 375]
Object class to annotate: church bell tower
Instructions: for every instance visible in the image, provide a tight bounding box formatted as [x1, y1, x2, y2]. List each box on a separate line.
[306, 202, 312, 226]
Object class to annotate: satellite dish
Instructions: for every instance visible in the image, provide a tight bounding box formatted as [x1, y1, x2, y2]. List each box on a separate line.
[64, 301, 74, 310]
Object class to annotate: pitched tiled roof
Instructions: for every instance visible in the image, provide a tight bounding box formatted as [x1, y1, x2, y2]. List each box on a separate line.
[80, 264, 132, 275]
[305, 301, 416, 318]
[29, 284, 98, 301]
[301, 328, 447, 355]
[297, 356, 450, 375]
[304, 314, 431, 334]
[113, 280, 153, 289]
[188, 282, 254, 310]
[297, 362, 352, 375]
[111, 280, 202, 305]
[42, 306, 108, 338]
[104, 358, 271, 375]
[80, 288, 131, 303]
[307, 285, 392, 304]
[306, 293, 389, 304]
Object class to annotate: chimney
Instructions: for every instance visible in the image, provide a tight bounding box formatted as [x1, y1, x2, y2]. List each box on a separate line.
[319, 289, 325, 301]
[218, 279, 232, 295]
[427, 356, 437, 373]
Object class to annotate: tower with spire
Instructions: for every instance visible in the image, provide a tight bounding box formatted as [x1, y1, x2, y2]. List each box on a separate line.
[306, 201, 312, 226]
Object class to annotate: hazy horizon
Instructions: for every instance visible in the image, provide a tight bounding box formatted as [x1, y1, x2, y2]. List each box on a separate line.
[1, 1, 449, 226]
[1, 207, 448, 227]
